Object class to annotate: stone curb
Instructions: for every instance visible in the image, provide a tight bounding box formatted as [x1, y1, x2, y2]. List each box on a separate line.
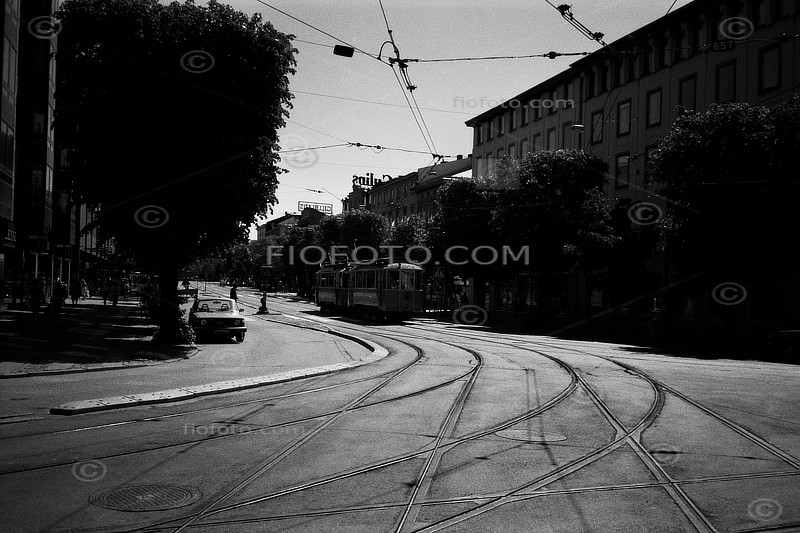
[49, 333, 389, 415]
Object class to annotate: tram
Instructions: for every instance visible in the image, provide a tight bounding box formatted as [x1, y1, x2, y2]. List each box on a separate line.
[315, 260, 425, 320]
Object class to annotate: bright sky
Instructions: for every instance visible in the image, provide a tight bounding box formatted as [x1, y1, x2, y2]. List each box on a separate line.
[216, 0, 695, 239]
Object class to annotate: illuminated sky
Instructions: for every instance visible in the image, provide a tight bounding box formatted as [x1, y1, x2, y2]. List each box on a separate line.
[213, 0, 695, 238]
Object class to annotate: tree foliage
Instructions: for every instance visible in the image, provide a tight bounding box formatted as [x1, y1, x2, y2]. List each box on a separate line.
[430, 151, 618, 280]
[55, 0, 296, 337]
[651, 99, 800, 278]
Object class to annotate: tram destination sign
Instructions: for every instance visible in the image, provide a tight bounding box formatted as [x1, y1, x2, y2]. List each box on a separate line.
[298, 201, 333, 215]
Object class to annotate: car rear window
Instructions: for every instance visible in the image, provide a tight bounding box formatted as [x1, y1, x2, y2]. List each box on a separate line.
[196, 300, 234, 312]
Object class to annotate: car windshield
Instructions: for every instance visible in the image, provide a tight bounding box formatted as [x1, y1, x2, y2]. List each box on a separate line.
[195, 299, 235, 312]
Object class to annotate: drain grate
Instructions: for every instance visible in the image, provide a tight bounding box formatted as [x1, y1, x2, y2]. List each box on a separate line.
[89, 484, 202, 512]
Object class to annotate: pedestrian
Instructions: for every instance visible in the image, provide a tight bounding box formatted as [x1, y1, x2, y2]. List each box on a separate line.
[182, 278, 191, 291]
[101, 279, 109, 306]
[80, 278, 88, 299]
[110, 279, 120, 308]
[69, 278, 80, 305]
[229, 283, 238, 302]
[460, 291, 469, 306]
[29, 278, 43, 318]
[52, 278, 68, 317]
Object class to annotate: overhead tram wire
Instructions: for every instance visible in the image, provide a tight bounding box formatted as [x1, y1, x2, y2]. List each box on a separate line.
[254, 0, 444, 160]
[377, 0, 440, 157]
[252, 0, 387, 66]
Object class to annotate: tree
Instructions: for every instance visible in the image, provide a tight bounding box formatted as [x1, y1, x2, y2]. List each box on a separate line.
[491, 151, 618, 318]
[55, 0, 296, 339]
[339, 210, 389, 256]
[384, 216, 428, 263]
[651, 100, 800, 280]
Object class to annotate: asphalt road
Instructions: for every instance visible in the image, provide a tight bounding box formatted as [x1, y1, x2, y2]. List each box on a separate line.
[1, 287, 798, 532]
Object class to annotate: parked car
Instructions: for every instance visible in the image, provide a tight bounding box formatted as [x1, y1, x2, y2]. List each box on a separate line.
[189, 297, 247, 342]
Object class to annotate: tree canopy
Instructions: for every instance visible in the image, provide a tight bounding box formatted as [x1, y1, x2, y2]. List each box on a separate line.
[55, 0, 297, 336]
[651, 99, 800, 279]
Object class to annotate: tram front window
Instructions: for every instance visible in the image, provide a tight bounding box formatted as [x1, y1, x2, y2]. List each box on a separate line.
[400, 271, 415, 290]
[387, 271, 400, 289]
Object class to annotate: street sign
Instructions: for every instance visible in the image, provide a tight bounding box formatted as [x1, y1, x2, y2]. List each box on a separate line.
[298, 201, 333, 214]
[433, 267, 444, 278]
[432, 279, 444, 292]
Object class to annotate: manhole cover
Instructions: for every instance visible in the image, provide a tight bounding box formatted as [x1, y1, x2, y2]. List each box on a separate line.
[495, 429, 567, 443]
[89, 485, 202, 512]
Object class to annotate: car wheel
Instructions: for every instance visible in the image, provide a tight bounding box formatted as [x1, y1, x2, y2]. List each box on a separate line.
[235, 332, 245, 342]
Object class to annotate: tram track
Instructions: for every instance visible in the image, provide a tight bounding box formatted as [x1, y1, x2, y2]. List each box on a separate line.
[405, 323, 800, 472]
[252, 298, 790, 531]
[399, 321, 800, 532]
[144, 292, 797, 532]
[113, 333, 484, 533]
[0, 340, 484, 476]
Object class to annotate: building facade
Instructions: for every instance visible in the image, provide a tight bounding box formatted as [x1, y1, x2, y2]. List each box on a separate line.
[465, 0, 799, 343]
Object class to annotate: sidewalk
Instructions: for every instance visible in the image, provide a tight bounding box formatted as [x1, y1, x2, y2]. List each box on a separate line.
[0, 296, 194, 378]
[0, 293, 389, 417]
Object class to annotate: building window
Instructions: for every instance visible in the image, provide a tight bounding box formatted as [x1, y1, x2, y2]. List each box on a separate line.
[772, 0, 789, 19]
[590, 111, 603, 144]
[475, 156, 482, 177]
[487, 153, 495, 176]
[546, 128, 556, 150]
[0, 121, 14, 171]
[521, 102, 529, 124]
[548, 91, 556, 114]
[691, 19, 704, 53]
[499, 114, 506, 135]
[615, 153, 630, 188]
[754, 0, 770, 26]
[610, 61, 621, 88]
[497, 147, 504, 160]
[487, 120, 493, 140]
[565, 80, 574, 105]
[716, 60, 736, 102]
[646, 88, 662, 127]
[520, 138, 529, 157]
[508, 143, 515, 158]
[617, 100, 631, 136]
[510, 108, 518, 130]
[678, 75, 697, 111]
[475, 126, 482, 145]
[597, 65, 608, 94]
[561, 123, 572, 149]
[532, 97, 542, 121]
[759, 45, 781, 92]
[532, 133, 542, 150]
[644, 145, 659, 181]
[587, 70, 596, 98]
